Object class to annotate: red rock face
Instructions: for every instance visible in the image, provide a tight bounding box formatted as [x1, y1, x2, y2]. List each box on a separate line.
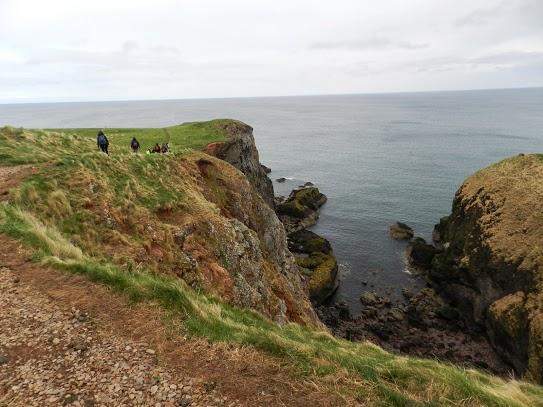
[203, 142, 226, 157]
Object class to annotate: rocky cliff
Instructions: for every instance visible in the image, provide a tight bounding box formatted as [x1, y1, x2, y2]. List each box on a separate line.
[204, 120, 275, 208]
[430, 154, 543, 383]
[0, 124, 318, 326]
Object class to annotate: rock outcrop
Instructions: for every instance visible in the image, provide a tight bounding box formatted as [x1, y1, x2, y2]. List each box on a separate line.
[287, 230, 339, 305]
[389, 222, 414, 240]
[276, 187, 327, 233]
[407, 237, 439, 269]
[204, 120, 275, 208]
[429, 154, 543, 383]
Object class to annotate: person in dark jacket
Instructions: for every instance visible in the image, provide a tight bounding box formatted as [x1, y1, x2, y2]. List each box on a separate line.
[130, 137, 140, 153]
[161, 142, 169, 153]
[96, 130, 109, 155]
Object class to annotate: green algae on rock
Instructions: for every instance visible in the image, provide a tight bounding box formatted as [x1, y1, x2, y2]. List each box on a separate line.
[276, 187, 327, 233]
[288, 230, 338, 305]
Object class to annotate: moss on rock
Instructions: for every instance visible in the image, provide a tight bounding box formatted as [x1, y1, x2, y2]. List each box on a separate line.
[308, 254, 338, 305]
[276, 199, 307, 218]
[489, 292, 527, 341]
[288, 229, 332, 254]
[276, 187, 326, 221]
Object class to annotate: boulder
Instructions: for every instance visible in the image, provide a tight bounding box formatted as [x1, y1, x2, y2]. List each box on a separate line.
[276, 186, 327, 233]
[389, 222, 414, 240]
[360, 291, 381, 306]
[295, 252, 338, 305]
[289, 229, 338, 305]
[287, 229, 332, 255]
[406, 237, 439, 269]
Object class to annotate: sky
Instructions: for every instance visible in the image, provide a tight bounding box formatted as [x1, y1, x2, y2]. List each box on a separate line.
[0, 0, 542, 102]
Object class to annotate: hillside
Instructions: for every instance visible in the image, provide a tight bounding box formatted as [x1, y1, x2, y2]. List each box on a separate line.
[1, 122, 543, 406]
[431, 154, 543, 384]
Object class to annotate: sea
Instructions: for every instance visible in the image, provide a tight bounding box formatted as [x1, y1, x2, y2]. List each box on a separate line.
[2, 87, 543, 313]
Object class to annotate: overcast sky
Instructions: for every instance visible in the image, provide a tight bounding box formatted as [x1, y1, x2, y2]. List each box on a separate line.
[1, 0, 542, 102]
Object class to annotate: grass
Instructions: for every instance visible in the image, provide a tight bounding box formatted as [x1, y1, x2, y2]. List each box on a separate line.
[1, 125, 543, 406]
[47, 119, 233, 153]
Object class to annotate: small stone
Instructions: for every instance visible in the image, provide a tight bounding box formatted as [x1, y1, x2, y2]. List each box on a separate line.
[151, 385, 159, 395]
[71, 341, 88, 352]
[178, 398, 192, 407]
[53, 338, 61, 345]
[146, 349, 156, 355]
[360, 291, 381, 306]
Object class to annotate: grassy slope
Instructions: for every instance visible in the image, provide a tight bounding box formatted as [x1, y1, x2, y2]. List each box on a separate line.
[0, 125, 542, 406]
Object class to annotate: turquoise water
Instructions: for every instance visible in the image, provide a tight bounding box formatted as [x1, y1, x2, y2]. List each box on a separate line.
[2, 88, 543, 313]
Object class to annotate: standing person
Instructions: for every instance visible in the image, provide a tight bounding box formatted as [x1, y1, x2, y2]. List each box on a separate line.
[97, 130, 109, 155]
[131, 137, 140, 153]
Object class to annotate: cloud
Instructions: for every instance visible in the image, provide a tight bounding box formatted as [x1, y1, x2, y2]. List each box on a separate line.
[455, 1, 507, 27]
[310, 37, 429, 51]
[470, 51, 543, 66]
[0, 0, 542, 102]
[120, 41, 139, 54]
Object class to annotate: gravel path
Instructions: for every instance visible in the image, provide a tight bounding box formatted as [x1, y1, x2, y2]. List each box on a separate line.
[0, 265, 231, 407]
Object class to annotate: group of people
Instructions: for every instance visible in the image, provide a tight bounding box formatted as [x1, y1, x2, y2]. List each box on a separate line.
[148, 142, 170, 154]
[96, 130, 169, 155]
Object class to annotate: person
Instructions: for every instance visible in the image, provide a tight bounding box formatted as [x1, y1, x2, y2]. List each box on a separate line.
[151, 143, 161, 154]
[131, 137, 140, 153]
[161, 142, 169, 153]
[96, 130, 109, 155]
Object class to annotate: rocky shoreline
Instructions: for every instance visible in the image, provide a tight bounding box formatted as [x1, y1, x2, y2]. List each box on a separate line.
[263, 153, 543, 382]
[268, 170, 512, 375]
[318, 219, 513, 376]
[317, 287, 511, 376]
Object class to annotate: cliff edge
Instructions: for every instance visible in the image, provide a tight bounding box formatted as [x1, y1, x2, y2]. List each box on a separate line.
[0, 123, 317, 326]
[204, 120, 275, 208]
[431, 154, 543, 383]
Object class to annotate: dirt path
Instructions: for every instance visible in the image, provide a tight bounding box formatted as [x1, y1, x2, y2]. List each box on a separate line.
[0, 167, 351, 406]
[0, 165, 38, 201]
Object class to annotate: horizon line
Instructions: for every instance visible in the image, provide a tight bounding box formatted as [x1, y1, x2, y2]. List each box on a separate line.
[1, 85, 542, 106]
